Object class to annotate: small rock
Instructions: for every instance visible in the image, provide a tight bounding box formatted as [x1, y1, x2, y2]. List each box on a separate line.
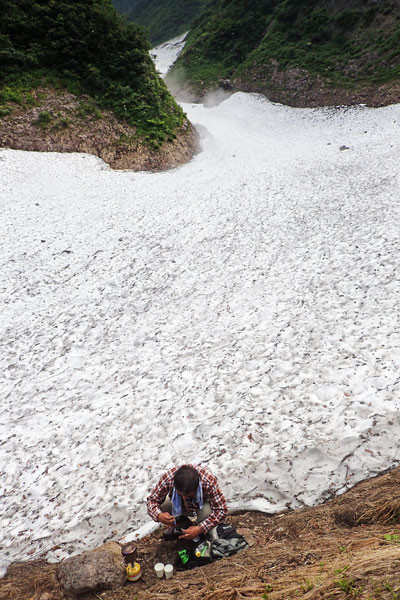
[56, 542, 126, 599]
[340, 145, 350, 151]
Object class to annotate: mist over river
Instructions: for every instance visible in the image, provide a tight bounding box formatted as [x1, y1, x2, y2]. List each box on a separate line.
[1, 57, 400, 573]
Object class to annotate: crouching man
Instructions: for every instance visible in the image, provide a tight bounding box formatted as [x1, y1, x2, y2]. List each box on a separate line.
[147, 464, 228, 540]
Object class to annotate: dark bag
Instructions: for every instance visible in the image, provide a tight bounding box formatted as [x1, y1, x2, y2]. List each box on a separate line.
[211, 523, 248, 559]
[174, 537, 212, 571]
[174, 523, 248, 570]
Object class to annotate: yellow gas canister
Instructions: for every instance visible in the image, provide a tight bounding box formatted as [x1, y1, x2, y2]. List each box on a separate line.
[126, 562, 142, 581]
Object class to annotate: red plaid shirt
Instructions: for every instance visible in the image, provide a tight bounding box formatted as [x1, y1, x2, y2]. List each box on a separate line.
[147, 465, 228, 533]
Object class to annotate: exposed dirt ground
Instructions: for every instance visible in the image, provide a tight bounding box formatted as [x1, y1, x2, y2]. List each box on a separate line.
[232, 64, 400, 109]
[2, 466, 400, 600]
[0, 88, 199, 172]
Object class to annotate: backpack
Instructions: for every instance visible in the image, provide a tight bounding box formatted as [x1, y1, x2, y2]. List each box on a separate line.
[211, 524, 248, 559]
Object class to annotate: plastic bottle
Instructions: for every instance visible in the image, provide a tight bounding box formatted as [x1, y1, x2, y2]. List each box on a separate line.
[126, 562, 142, 581]
[195, 541, 211, 558]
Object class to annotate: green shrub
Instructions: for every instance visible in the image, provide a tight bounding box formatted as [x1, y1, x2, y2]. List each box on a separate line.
[275, 1, 298, 26]
[0, 86, 24, 105]
[0, 105, 11, 117]
[363, 7, 377, 27]
[76, 101, 102, 119]
[57, 117, 71, 128]
[32, 110, 53, 128]
[127, 0, 212, 46]
[383, 3, 394, 15]
[335, 10, 362, 31]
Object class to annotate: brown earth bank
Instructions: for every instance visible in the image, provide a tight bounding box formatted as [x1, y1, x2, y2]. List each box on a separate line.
[2, 465, 400, 600]
[230, 63, 400, 108]
[0, 88, 199, 171]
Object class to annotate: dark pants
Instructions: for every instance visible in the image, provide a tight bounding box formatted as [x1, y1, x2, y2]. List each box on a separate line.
[160, 498, 218, 539]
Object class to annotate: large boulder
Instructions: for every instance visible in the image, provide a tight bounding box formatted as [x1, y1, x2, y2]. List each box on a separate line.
[56, 542, 126, 599]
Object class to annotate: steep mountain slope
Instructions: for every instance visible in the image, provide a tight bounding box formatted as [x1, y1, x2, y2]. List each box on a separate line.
[112, 0, 142, 13]
[114, 0, 211, 45]
[170, 0, 400, 106]
[0, 0, 197, 169]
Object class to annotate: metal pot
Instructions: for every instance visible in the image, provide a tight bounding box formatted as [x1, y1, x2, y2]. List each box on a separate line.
[121, 542, 137, 565]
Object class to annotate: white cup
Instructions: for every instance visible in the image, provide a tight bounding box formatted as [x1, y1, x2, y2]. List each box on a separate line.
[154, 562, 164, 578]
[164, 564, 174, 579]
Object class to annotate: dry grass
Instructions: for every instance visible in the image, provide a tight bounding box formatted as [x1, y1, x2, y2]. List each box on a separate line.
[0, 562, 61, 600]
[359, 499, 400, 526]
[1, 466, 400, 600]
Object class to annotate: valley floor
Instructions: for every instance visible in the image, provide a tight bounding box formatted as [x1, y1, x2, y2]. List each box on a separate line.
[1, 91, 400, 584]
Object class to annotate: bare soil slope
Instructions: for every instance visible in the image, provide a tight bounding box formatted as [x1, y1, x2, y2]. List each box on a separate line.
[0, 88, 199, 171]
[232, 65, 400, 109]
[2, 466, 400, 600]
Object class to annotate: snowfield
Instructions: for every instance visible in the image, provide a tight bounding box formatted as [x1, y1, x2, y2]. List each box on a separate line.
[1, 66, 400, 574]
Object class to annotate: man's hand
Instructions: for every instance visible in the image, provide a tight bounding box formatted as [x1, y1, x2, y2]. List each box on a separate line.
[158, 512, 175, 527]
[179, 525, 203, 540]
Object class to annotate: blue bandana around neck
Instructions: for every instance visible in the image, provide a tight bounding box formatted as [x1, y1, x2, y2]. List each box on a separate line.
[171, 481, 203, 517]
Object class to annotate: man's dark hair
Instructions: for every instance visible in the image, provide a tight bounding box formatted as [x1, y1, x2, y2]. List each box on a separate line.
[174, 465, 199, 495]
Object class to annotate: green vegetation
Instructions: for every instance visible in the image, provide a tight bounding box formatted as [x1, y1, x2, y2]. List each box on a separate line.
[0, 0, 185, 147]
[112, 0, 141, 14]
[0, 105, 12, 117]
[300, 578, 314, 592]
[114, 0, 212, 45]
[0, 85, 26, 105]
[174, 0, 275, 87]
[384, 580, 400, 600]
[58, 117, 71, 128]
[32, 110, 53, 129]
[0, 82, 38, 118]
[261, 583, 273, 598]
[244, 0, 400, 87]
[334, 570, 363, 596]
[170, 0, 400, 93]
[384, 534, 400, 543]
[75, 100, 103, 120]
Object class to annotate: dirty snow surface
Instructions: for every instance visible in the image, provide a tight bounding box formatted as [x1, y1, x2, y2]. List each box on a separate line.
[151, 32, 187, 76]
[1, 91, 400, 574]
